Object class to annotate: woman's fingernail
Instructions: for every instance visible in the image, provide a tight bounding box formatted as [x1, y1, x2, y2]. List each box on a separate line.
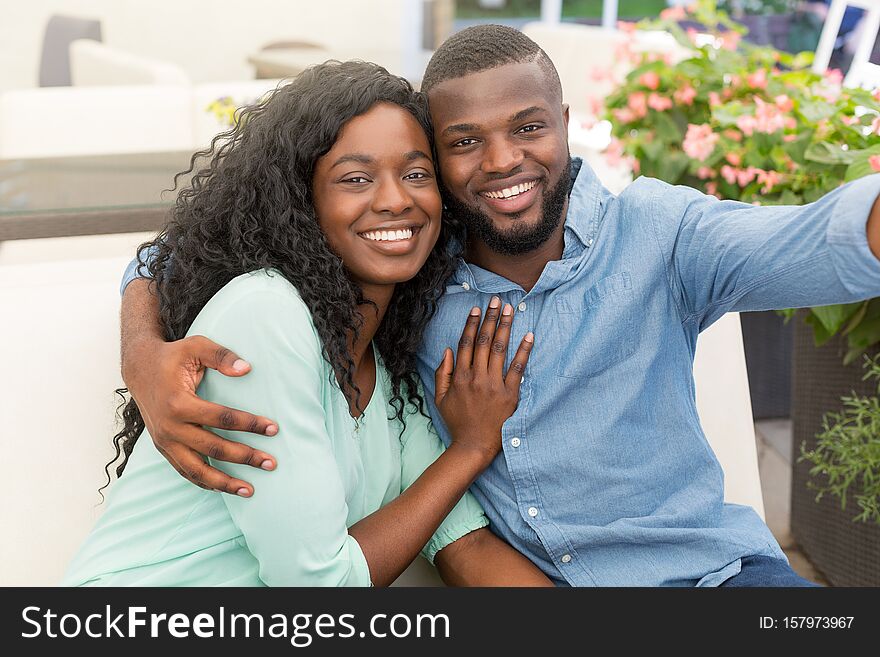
[525, 332, 535, 342]
[489, 296, 501, 308]
[265, 424, 278, 436]
[470, 307, 481, 316]
[236, 488, 251, 497]
[232, 359, 249, 372]
[502, 303, 513, 315]
[260, 459, 275, 470]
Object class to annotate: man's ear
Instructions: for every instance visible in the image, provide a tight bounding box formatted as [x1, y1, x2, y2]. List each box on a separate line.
[562, 103, 570, 130]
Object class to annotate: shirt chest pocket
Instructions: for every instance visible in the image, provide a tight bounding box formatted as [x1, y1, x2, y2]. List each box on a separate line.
[555, 272, 637, 379]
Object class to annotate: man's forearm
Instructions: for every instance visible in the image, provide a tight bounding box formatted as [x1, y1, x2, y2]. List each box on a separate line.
[434, 527, 554, 586]
[869, 193, 880, 261]
[120, 278, 164, 386]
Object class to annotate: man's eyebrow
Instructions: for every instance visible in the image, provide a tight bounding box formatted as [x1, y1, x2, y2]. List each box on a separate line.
[331, 153, 374, 168]
[441, 123, 479, 137]
[510, 106, 546, 123]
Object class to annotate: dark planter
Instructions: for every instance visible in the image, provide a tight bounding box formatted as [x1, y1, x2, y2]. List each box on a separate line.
[790, 314, 880, 586]
[740, 310, 793, 419]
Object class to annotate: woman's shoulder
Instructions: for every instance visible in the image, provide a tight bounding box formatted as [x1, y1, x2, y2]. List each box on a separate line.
[189, 269, 319, 346]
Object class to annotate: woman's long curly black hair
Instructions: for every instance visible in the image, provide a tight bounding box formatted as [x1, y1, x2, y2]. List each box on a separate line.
[106, 61, 461, 485]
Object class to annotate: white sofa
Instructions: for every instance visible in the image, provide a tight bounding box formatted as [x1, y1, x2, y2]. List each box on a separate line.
[0, 79, 286, 159]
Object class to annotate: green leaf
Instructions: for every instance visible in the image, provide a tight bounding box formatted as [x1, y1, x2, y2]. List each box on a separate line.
[805, 142, 858, 165]
[844, 144, 880, 182]
[653, 112, 683, 143]
[799, 99, 837, 123]
[810, 303, 863, 335]
[842, 301, 870, 336]
[778, 189, 803, 205]
[805, 311, 834, 346]
[655, 151, 690, 184]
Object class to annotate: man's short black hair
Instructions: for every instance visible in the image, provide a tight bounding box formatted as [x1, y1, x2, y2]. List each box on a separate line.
[420, 24, 562, 97]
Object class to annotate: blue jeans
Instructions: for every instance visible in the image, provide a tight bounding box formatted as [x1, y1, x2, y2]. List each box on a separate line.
[719, 556, 822, 587]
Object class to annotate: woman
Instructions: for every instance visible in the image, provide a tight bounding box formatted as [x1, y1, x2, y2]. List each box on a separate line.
[63, 61, 550, 586]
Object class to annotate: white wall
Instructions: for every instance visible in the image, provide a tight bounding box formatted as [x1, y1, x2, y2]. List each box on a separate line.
[0, 0, 409, 92]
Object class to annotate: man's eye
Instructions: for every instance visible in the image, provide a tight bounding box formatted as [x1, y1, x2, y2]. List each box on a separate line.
[518, 124, 542, 134]
[453, 138, 478, 147]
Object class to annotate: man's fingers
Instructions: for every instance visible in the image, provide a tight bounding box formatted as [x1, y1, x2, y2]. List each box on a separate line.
[473, 296, 502, 372]
[505, 332, 535, 389]
[489, 303, 513, 377]
[188, 335, 251, 377]
[189, 398, 278, 436]
[159, 443, 256, 497]
[456, 306, 482, 370]
[180, 424, 276, 471]
[434, 348, 454, 404]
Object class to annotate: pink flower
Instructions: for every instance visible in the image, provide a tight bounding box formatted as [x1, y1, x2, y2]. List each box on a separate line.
[612, 107, 636, 124]
[723, 129, 743, 142]
[696, 166, 715, 179]
[627, 92, 648, 118]
[720, 165, 738, 185]
[725, 153, 742, 166]
[604, 138, 626, 167]
[632, 159, 641, 175]
[841, 115, 859, 126]
[648, 92, 673, 112]
[774, 95, 794, 112]
[660, 6, 687, 21]
[824, 68, 844, 86]
[737, 114, 758, 136]
[873, 89, 880, 103]
[870, 155, 880, 173]
[587, 95, 604, 116]
[756, 169, 781, 194]
[736, 167, 758, 187]
[618, 21, 637, 34]
[747, 68, 768, 90]
[674, 84, 697, 106]
[683, 123, 719, 162]
[719, 31, 741, 51]
[709, 92, 722, 108]
[783, 134, 797, 142]
[705, 181, 719, 197]
[686, 27, 700, 44]
[640, 71, 661, 90]
[590, 66, 610, 82]
[872, 116, 880, 135]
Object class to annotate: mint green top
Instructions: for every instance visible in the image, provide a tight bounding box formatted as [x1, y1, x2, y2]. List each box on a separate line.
[63, 270, 488, 586]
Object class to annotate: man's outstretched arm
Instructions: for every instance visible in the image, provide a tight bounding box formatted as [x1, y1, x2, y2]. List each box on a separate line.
[120, 277, 278, 497]
[434, 528, 554, 586]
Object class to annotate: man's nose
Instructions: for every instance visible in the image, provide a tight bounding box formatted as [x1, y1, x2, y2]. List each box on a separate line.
[481, 138, 524, 174]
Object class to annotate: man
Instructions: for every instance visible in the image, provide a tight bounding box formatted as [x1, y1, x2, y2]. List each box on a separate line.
[120, 25, 880, 586]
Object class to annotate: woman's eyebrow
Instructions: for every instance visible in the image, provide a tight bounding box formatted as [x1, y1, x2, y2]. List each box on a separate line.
[331, 153, 374, 168]
[405, 150, 432, 161]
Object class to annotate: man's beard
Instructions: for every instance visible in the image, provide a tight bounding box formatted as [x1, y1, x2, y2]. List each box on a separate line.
[444, 157, 572, 257]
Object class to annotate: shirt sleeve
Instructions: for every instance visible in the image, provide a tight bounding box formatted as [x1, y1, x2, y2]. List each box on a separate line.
[641, 173, 880, 330]
[193, 271, 371, 586]
[119, 244, 159, 297]
[396, 388, 489, 565]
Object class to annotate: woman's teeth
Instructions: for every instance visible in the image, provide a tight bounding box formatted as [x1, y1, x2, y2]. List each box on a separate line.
[361, 228, 414, 242]
[482, 180, 537, 199]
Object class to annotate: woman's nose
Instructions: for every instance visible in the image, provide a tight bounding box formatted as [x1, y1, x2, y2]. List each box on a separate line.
[372, 177, 413, 215]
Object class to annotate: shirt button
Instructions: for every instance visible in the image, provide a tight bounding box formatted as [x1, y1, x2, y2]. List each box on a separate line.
[462, 282, 470, 291]
[517, 302, 527, 312]
[561, 554, 572, 564]
[511, 437, 521, 448]
[527, 506, 538, 518]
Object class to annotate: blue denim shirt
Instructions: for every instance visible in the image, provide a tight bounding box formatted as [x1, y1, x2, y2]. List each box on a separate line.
[122, 158, 880, 586]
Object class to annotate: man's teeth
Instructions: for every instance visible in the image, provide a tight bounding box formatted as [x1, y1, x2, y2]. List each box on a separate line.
[483, 180, 537, 199]
[361, 228, 414, 242]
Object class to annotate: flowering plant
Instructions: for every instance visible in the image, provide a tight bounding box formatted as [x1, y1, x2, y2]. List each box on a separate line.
[603, 0, 880, 364]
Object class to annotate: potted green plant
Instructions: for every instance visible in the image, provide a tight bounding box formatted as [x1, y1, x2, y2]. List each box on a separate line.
[603, 0, 880, 583]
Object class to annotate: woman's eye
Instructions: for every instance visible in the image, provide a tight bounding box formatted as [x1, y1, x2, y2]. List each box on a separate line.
[342, 176, 370, 184]
[405, 171, 431, 180]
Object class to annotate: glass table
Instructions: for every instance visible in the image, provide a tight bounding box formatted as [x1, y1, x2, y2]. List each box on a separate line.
[0, 151, 197, 241]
